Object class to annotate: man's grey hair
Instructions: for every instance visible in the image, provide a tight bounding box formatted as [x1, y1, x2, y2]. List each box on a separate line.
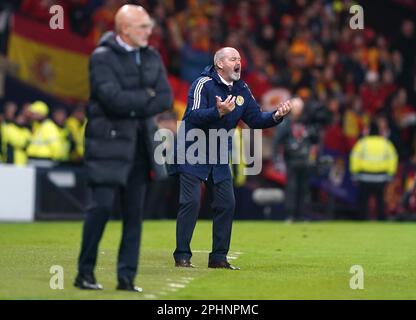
[214, 47, 237, 69]
[214, 48, 227, 68]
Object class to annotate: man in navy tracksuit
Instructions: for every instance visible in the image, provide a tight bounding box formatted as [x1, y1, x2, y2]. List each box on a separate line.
[172, 47, 292, 269]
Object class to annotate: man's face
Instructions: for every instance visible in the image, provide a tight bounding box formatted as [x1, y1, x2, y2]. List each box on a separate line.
[218, 49, 242, 81]
[53, 110, 67, 126]
[126, 15, 154, 48]
[29, 111, 45, 122]
[4, 103, 17, 120]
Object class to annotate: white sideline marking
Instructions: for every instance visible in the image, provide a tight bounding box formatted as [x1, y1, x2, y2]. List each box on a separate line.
[177, 279, 191, 283]
[144, 251, 243, 300]
[169, 283, 186, 288]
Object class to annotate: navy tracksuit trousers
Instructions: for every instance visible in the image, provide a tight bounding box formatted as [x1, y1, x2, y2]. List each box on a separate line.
[173, 172, 235, 263]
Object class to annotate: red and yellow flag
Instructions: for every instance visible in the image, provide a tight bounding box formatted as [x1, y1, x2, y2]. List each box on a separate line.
[8, 14, 94, 101]
[167, 75, 189, 119]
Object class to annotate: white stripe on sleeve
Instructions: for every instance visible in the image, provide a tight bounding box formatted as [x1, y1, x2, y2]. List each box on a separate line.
[192, 77, 212, 110]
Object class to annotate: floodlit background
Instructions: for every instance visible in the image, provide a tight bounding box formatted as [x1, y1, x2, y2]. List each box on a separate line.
[1, 0, 415, 221]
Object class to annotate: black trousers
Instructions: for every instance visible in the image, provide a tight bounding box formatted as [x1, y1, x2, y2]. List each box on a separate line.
[357, 181, 386, 220]
[173, 173, 235, 263]
[285, 165, 310, 220]
[77, 164, 147, 281]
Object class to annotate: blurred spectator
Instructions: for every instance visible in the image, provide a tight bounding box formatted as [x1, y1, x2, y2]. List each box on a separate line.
[26, 101, 70, 165]
[374, 112, 401, 149]
[68, 0, 92, 36]
[289, 29, 315, 68]
[228, 0, 256, 33]
[1, 101, 17, 161]
[343, 96, 370, 150]
[65, 106, 86, 163]
[273, 97, 318, 221]
[88, 0, 122, 44]
[390, 88, 416, 158]
[145, 111, 179, 219]
[392, 20, 416, 103]
[360, 71, 389, 115]
[1, 105, 31, 165]
[350, 122, 398, 220]
[2, 101, 17, 121]
[397, 152, 416, 219]
[244, 47, 273, 100]
[322, 97, 348, 155]
[168, 11, 212, 83]
[51, 106, 73, 163]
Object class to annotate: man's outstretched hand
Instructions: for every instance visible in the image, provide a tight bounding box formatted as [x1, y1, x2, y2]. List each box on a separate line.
[216, 95, 236, 117]
[274, 99, 293, 119]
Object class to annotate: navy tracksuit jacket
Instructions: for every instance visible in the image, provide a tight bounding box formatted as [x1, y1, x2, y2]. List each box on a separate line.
[170, 65, 282, 184]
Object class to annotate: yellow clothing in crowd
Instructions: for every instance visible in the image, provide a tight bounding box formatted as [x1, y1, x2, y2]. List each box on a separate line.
[1, 121, 31, 165]
[350, 135, 398, 181]
[65, 116, 86, 161]
[343, 110, 370, 141]
[26, 119, 72, 162]
[1, 120, 30, 164]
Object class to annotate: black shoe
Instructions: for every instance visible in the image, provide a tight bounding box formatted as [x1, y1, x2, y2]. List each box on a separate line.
[74, 273, 103, 290]
[117, 277, 143, 293]
[208, 260, 240, 270]
[175, 259, 195, 268]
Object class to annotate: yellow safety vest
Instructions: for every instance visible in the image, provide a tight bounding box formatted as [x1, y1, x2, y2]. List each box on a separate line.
[27, 119, 71, 162]
[1, 121, 9, 162]
[1, 122, 31, 165]
[65, 116, 86, 160]
[350, 135, 398, 178]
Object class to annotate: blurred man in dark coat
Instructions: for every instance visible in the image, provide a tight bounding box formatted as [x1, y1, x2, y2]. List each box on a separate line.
[74, 5, 173, 292]
[273, 98, 318, 222]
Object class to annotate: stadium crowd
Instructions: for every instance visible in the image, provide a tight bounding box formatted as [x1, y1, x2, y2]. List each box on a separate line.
[0, 0, 416, 219]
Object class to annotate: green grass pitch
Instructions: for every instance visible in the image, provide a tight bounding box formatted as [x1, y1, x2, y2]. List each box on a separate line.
[0, 220, 415, 300]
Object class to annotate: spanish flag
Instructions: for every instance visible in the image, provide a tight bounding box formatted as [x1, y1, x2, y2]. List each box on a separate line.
[7, 14, 94, 101]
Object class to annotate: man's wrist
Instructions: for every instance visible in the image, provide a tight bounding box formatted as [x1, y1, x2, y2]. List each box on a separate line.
[272, 112, 282, 123]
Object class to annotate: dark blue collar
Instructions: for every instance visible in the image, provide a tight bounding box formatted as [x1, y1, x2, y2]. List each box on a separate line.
[201, 65, 245, 89]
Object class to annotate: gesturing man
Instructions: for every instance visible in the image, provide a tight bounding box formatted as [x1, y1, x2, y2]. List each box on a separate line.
[74, 5, 172, 292]
[172, 47, 292, 270]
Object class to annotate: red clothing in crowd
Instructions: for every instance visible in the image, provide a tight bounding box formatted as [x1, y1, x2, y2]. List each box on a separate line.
[360, 83, 397, 114]
[244, 71, 272, 101]
[323, 123, 348, 155]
